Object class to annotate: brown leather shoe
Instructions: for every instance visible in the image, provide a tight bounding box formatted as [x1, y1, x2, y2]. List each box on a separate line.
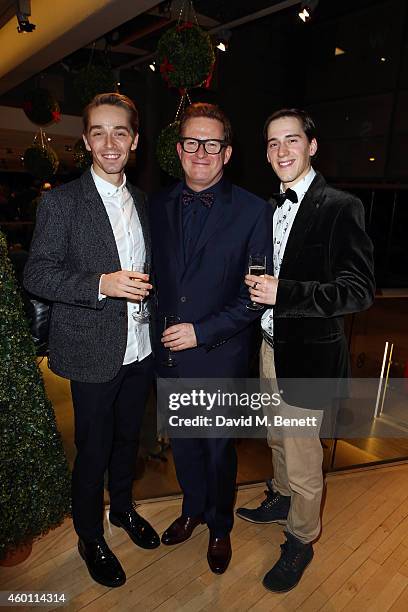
[207, 534, 232, 574]
[161, 515, 204, 545]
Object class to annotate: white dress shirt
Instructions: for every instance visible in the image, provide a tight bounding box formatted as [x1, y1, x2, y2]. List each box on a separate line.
[261, 167, 316, 338]
[91, 166, 151, 364]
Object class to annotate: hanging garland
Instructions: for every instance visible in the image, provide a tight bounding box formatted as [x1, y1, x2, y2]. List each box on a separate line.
[73, 139, 92, 170]
[73, 64, 118, 109]
[23, 131, 59, 180]
[157, 22, 215, 89]
[23, 89, 61, 126]
[156, 121, 183, 180]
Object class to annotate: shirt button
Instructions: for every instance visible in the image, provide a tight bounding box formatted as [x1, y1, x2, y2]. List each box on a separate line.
[180, 296, 187, 303]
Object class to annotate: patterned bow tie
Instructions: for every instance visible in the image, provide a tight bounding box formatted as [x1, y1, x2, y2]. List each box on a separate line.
[273, 188, 298, 207]
[182, 190, 215, 209]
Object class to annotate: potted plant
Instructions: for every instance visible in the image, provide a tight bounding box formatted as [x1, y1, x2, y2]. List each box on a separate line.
[0, 231, 71, 565]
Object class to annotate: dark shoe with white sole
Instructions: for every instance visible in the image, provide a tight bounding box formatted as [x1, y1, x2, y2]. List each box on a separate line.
[236, 480, 290, 524]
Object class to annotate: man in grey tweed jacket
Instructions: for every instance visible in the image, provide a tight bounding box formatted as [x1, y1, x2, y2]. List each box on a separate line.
[24, 93, 159, 588]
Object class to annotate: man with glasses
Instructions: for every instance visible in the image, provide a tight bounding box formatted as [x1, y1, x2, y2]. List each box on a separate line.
[150, 102, 272, 574]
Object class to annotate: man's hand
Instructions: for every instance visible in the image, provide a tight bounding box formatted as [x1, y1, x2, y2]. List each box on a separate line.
[162, 323, 197, 351]
[100, 270, 152, 300]
[245, 273, 279, 306]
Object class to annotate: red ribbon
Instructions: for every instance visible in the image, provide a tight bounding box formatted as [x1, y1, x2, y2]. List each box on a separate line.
[176, 21, 193, 32]
[203, 60, 215, 89]
[51, 110, 61, 123]
[160, 56, 175, 76]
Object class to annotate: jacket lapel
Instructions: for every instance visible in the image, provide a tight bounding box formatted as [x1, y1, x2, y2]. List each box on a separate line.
[278, 172, 326, 278]
[127, 183, 151, 266]
[80, 169, 121, 267]
[190, 178, 231, 261]
[164, 181, 184, 270]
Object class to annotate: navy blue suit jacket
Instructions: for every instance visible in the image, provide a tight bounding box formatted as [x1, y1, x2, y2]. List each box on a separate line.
[150, 178, 273, 378]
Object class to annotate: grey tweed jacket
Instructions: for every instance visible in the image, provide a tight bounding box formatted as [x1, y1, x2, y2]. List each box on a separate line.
[24, 169, 152, 383]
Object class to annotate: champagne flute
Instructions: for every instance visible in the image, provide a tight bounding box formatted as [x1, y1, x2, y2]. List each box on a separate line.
[162, 314, 181, 367]
[131, 262, 150, 323]
[246, 254, 266, 311]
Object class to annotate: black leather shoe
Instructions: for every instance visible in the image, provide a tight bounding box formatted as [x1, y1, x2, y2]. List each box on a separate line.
[109, 507, 160, 549]
[207, 534, 232, 574]
[236, 480, 290, 524]
[262, 531, 313, 592]
[78, 537, 126, 588]
[161, 515, 204, 545]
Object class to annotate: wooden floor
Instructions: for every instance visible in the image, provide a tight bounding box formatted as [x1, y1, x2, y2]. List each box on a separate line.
[3, 463, 408, 611]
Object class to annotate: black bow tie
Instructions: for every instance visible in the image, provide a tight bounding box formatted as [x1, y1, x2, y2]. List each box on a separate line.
[273, 188, 298, 207]
[182, 190, 214, 209]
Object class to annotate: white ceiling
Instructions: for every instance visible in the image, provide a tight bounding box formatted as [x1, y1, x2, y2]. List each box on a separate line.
[0, 0, 160, 95]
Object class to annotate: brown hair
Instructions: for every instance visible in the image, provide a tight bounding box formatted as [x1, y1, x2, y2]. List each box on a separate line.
[83, 93, 139, 135]
[263, 108, 316, 143]
[179, 103, 232, 144]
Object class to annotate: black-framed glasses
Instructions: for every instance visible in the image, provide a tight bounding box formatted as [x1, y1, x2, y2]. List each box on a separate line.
[179, 138, 228, 155]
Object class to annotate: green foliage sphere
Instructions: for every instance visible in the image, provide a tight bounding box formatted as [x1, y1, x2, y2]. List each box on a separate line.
[156, 122, 183, 180]
[23, 89, 61, 126]
[73, 139, 92, 170]
[74, 65, 118, 109]
[23, 145, 59, 181]
[157, 23, 215, 88]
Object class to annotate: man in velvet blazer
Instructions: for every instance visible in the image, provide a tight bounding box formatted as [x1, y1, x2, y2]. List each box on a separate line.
[237, 109, 375, 593]
[150, 103, 272, 574]
[24, 94, 160, 589]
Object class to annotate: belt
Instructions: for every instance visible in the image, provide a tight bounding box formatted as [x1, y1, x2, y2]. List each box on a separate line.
[262, 331, 274, 349]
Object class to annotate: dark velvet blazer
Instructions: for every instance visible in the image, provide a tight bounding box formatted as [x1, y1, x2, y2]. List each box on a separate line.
[272, 172, 375, 402]
[149, 178, 273, 378]
[24, 169, 152, 383]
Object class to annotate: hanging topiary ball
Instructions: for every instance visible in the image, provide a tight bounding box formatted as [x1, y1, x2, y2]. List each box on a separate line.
[157, 22, 215, 88]
[73, 139, 92, 170]
[23, 144, 59, 180]
[156, 122, 183, 180]
[23, 89, 61, 126]
[74, 64, 118, 109]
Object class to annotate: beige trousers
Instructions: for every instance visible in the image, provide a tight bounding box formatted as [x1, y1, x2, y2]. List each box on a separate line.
[260, 340, 324, 543]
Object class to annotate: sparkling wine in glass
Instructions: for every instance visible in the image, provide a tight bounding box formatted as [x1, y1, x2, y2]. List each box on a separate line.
[131, 262, 151, 323]
[246, 254, 266, 311]
[162, 314, 181, 368]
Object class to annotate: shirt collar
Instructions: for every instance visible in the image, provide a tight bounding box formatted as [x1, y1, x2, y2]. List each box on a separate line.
[91, 166, 127, 198]
[183, 175, 224, 198]
[280, 167, 316, 203]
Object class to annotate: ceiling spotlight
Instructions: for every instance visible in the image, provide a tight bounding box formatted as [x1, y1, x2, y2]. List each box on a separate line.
[16, 0, 36, 33]
[369, 157, 376, 162]
[215, 29, 231, 53]
[149, 63, 156, 72]
[335, 47, 345, 56]
[47, 137, 51, 142]
[380, 57, 386, 62]
[298, 0, 319, 23]
[299, 7, 310, 22]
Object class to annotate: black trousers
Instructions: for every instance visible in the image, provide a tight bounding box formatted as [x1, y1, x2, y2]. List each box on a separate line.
[70, 354, 153, 541]
[170, 437, 237, 538]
